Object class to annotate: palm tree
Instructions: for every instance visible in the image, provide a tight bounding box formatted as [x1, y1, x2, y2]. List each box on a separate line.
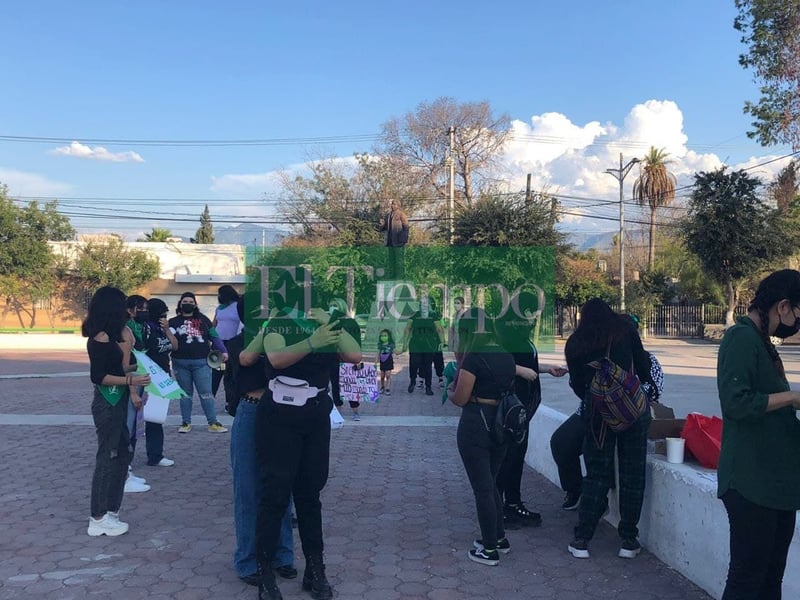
[633, 147, 677, 270]
[138, 227, 173, 242]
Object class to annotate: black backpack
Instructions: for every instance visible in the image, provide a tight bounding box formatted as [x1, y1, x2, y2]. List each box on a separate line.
[478, 356, 528, 445]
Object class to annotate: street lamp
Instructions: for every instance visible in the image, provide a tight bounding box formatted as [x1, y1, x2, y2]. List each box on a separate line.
[605, 153, 640, 311]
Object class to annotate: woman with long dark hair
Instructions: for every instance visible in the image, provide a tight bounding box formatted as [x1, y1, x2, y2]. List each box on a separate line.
[447, 308, 538, 566]
[717, 269, 800, 598]
[169, 291, 228, 433]
[82, 286, 150, 536]
[563, 298, 653, 560]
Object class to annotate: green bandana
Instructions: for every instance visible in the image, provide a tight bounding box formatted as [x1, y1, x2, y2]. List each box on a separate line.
[97, 384, 126, 406]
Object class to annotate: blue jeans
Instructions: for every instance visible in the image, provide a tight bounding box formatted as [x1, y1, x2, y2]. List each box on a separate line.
[231, 400, 294, 576]
[173, 358, 218, 425]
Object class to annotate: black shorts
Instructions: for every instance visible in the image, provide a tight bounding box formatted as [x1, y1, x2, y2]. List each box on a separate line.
[380, 358, 394, 372]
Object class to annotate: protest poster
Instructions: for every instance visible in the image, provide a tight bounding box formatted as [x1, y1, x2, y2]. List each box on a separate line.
[339, 363, 379, 404]
[132, 349, 185, 401]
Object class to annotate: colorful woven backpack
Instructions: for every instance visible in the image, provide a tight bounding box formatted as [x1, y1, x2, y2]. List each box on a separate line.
[587, 343, 647, 446]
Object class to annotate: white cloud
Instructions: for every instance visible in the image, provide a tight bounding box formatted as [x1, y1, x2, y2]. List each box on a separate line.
[50, 141, 144, 163]
[210, 156, 360, 199]
[495, 99, 794, 232]
[0, 168, 72, 196]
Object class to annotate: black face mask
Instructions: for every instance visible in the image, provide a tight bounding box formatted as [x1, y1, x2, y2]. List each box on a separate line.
[134, 310, 149, 323]
[774, 315, 800, 339]
[218, 296, 225, 305]
[180, 304, 195, 315]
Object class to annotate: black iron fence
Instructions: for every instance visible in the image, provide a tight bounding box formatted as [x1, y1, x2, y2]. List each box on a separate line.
[553, 303, 748, 339]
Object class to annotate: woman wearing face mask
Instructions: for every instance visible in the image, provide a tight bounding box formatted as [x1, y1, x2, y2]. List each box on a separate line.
[169, 292, 229, 433]
[717, 269, 800, 599]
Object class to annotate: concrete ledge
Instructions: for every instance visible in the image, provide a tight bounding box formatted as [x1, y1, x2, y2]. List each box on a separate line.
[0, 333, 85, 350]
[527, 405, 800, 600]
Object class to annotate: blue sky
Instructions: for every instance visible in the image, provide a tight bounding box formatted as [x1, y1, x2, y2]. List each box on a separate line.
[0, 1, 790, 239]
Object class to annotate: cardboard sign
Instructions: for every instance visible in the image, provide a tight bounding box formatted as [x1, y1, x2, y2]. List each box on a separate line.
[132, 349, 185, 401]
[339, 362, 379, 404]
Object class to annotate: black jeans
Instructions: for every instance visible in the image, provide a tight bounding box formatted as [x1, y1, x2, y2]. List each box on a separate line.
[432, 351, 444, 378]
[256, 398, 332, 565]
[145, 422, 165, 465]
[458, 404, 508, 549]
[90, 390, 131, 518]
[496, 384, 542, 506]
[550, 412, 585, 495]
[409, 352, 432, 388]
[721, 489, 796, 600]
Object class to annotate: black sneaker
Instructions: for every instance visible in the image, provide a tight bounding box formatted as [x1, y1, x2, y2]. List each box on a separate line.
[618, 538, 642, 559]
[562, 491, 581, 511]
[407, 382, 415, 393]
[274, 564, 298, 579]
[474, 537, 510, 554]
[425, 387, 434, 396]
[467, 547, 499, 566]
[568, 538, 590, 559]
[504, 502, 542, 527]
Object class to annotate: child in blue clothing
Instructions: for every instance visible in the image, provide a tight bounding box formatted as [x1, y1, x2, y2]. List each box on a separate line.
[378, 329, 395, 395]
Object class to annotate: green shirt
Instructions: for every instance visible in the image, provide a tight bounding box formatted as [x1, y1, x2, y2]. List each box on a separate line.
[717, 316, 800, 510]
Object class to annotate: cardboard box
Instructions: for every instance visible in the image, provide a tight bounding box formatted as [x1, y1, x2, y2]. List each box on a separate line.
[648, 403, 686, 441]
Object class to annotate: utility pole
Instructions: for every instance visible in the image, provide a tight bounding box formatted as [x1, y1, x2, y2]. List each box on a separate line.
[605, 153, 640, 311]
[525, 173, 532, 204]
[448, 126, 455, 244]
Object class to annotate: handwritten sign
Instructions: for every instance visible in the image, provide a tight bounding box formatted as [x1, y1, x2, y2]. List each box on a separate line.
[339, 363, 379, 404]
[132, 350, 185, 400]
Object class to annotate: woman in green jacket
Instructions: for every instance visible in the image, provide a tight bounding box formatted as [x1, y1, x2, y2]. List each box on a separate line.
[717, 269, 800, 599]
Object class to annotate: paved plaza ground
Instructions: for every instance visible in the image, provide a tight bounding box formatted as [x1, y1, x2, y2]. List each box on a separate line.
[5, 335, 792, 599]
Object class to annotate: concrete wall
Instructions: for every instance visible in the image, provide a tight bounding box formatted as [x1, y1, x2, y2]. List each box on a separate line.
[527, 405, 800, 600]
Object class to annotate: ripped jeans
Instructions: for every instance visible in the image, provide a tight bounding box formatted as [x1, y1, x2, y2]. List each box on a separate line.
[173, 358, 218, 425]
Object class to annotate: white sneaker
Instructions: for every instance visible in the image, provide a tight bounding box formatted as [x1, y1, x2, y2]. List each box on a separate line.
[88, 513, 129, 536]
[106, 511, 128, 527]
[127, 468, 146, 485]
[124, 477, 150, 493]
[156, 457, 174, 467]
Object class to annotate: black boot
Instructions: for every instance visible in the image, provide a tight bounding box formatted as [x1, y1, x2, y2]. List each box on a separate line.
[257, 563, 283, 600]
[302, 555, 333, 600]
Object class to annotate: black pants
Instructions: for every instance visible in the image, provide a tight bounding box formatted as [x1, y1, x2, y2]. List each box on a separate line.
[721, 489, 796, 600]
[458, 404, 508, 549]
[409, 352, 432, 388]
[550, 412, 585, 495]
[432, 351, 444, 378]
[145, 422, 165, 465]
[256, 398, 332, 565]
[495, 399, 540, 506]
[90, 390, 131, 518]
[212, 364, 236, 400]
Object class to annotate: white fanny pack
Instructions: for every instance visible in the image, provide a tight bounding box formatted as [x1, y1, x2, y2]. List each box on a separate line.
[268, 376, 325, 407]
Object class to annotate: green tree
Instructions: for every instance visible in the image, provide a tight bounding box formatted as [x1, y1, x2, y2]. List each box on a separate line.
[0, 186, 75, 327]
[555, 249, 616, 325]
[280, 156, 399, 247]
[193, 205, 214, 243]
[684, 167, 794, 325]
[138, 227, 174, 242]
[451, 192, 564, 247]
[379, 97, 511, 206]
[735, 0, 800, 148]
[633, 147, 677, 270]
[72, 239, 160, 294]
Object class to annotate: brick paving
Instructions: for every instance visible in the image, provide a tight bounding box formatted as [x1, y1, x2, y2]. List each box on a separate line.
[0, 348, 711, 599]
